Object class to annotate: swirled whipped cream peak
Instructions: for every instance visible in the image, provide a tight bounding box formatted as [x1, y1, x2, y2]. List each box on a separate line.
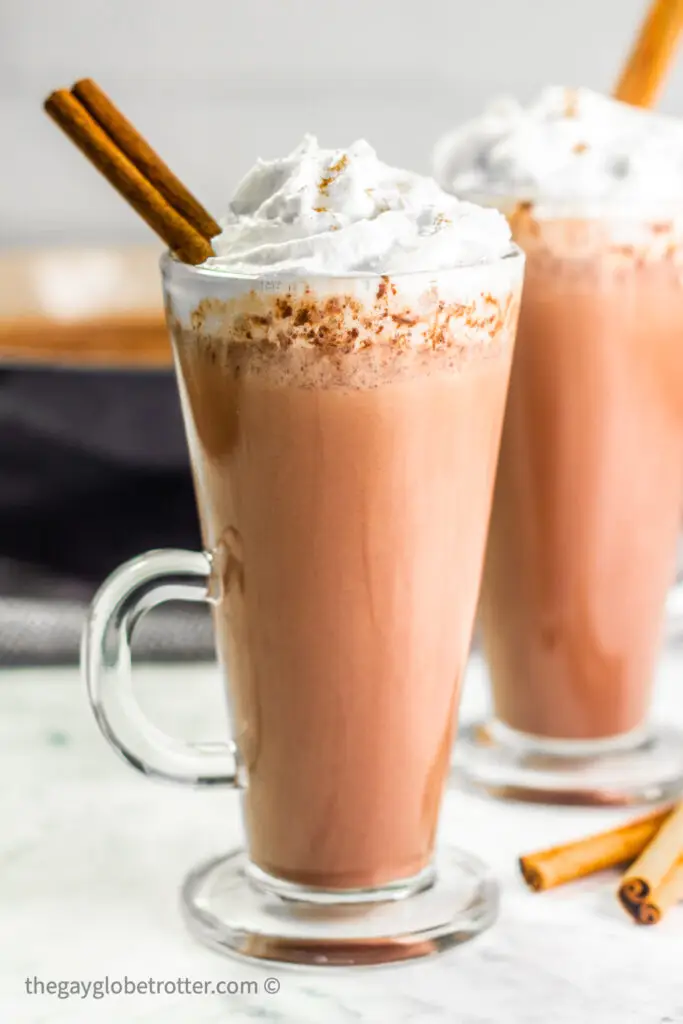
[205, 135, 512, 275]
[434, 87, 683, 213]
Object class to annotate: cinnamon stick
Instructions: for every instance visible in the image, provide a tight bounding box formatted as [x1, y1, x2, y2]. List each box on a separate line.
[519, 806, 672, 892]
[618, 802, 683, 924]
[71, 79, 220, 241]
[619, 858, 683, 925]
[613, 0, 683, 108]
[44, 89, 213, 265]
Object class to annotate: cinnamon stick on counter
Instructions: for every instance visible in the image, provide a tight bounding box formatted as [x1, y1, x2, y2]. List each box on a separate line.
[618, 802, 683, 924]
[519, 807, 672, 892]
[44, 82, 217, 265]
[613, 0, 683, 108]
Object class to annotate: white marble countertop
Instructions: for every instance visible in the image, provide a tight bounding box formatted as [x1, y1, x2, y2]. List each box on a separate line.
[2, 652, 683, 1024]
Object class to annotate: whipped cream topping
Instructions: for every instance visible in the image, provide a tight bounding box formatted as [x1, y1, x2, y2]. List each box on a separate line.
[434, 87, 683, 213]
[205, 135, 512, 275]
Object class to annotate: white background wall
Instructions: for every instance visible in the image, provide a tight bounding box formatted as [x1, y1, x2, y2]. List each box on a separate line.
[3, 0, 683, 247]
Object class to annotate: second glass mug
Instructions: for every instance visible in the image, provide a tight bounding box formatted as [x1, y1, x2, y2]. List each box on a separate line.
[445, 197, 683, 806]
[82, 250, 524, 967]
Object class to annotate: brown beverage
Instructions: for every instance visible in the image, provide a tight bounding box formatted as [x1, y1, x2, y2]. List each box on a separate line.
[479, 211, 683, 741]
[169, 266, 521, 888]
[78, 131, 522, 961]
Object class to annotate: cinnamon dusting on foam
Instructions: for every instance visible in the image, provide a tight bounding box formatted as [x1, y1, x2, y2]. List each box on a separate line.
[508, 203, 683, 272]
[434, 87, 683, 216]
[318, 153, 349, 195]
[185, 281, 519, 358]
[563, 88, 579, 119]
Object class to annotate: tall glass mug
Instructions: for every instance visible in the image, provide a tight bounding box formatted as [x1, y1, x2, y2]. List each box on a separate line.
[451, 199, 683, 804]
[82, 251, 523, 966]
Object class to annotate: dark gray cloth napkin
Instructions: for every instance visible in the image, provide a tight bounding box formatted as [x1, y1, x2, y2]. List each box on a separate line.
[0, 368, 215, 664]
[0, 592, 214, 666]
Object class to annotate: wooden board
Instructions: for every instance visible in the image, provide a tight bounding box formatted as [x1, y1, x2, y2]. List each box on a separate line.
[0, 246, 172, 368]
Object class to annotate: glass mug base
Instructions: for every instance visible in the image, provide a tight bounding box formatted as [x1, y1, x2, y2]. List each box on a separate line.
[454, 719, 683, 806]
[181, 846, 498, 968]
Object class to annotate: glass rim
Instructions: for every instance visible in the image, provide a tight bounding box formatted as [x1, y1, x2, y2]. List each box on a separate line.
[160, 245, 524, 285]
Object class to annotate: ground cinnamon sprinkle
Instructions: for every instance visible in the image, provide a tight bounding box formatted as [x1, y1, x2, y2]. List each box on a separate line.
[564, 88, 579, 118]
[319, 154, 349, 195]
[276, 299, 293, 318]
[180, 278, 518, 360]
[573, 141, 589, 154]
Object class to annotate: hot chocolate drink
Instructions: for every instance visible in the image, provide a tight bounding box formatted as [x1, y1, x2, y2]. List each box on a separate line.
[84, 133, 523, 963]
[172, 295, 516, 887]
[435, 88, 683, 801]
[164, 136, 522, 886]
[480, 211, 683, 741]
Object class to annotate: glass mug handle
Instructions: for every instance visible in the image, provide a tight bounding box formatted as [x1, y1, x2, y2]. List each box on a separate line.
[82, 549, 237, 787]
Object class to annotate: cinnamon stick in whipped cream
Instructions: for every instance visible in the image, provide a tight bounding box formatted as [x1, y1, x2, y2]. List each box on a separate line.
[71, 78, 220, 240]
[44, 82, 216, 264]
[519, 807, 672, 892]
[618, 802, 683, 924]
